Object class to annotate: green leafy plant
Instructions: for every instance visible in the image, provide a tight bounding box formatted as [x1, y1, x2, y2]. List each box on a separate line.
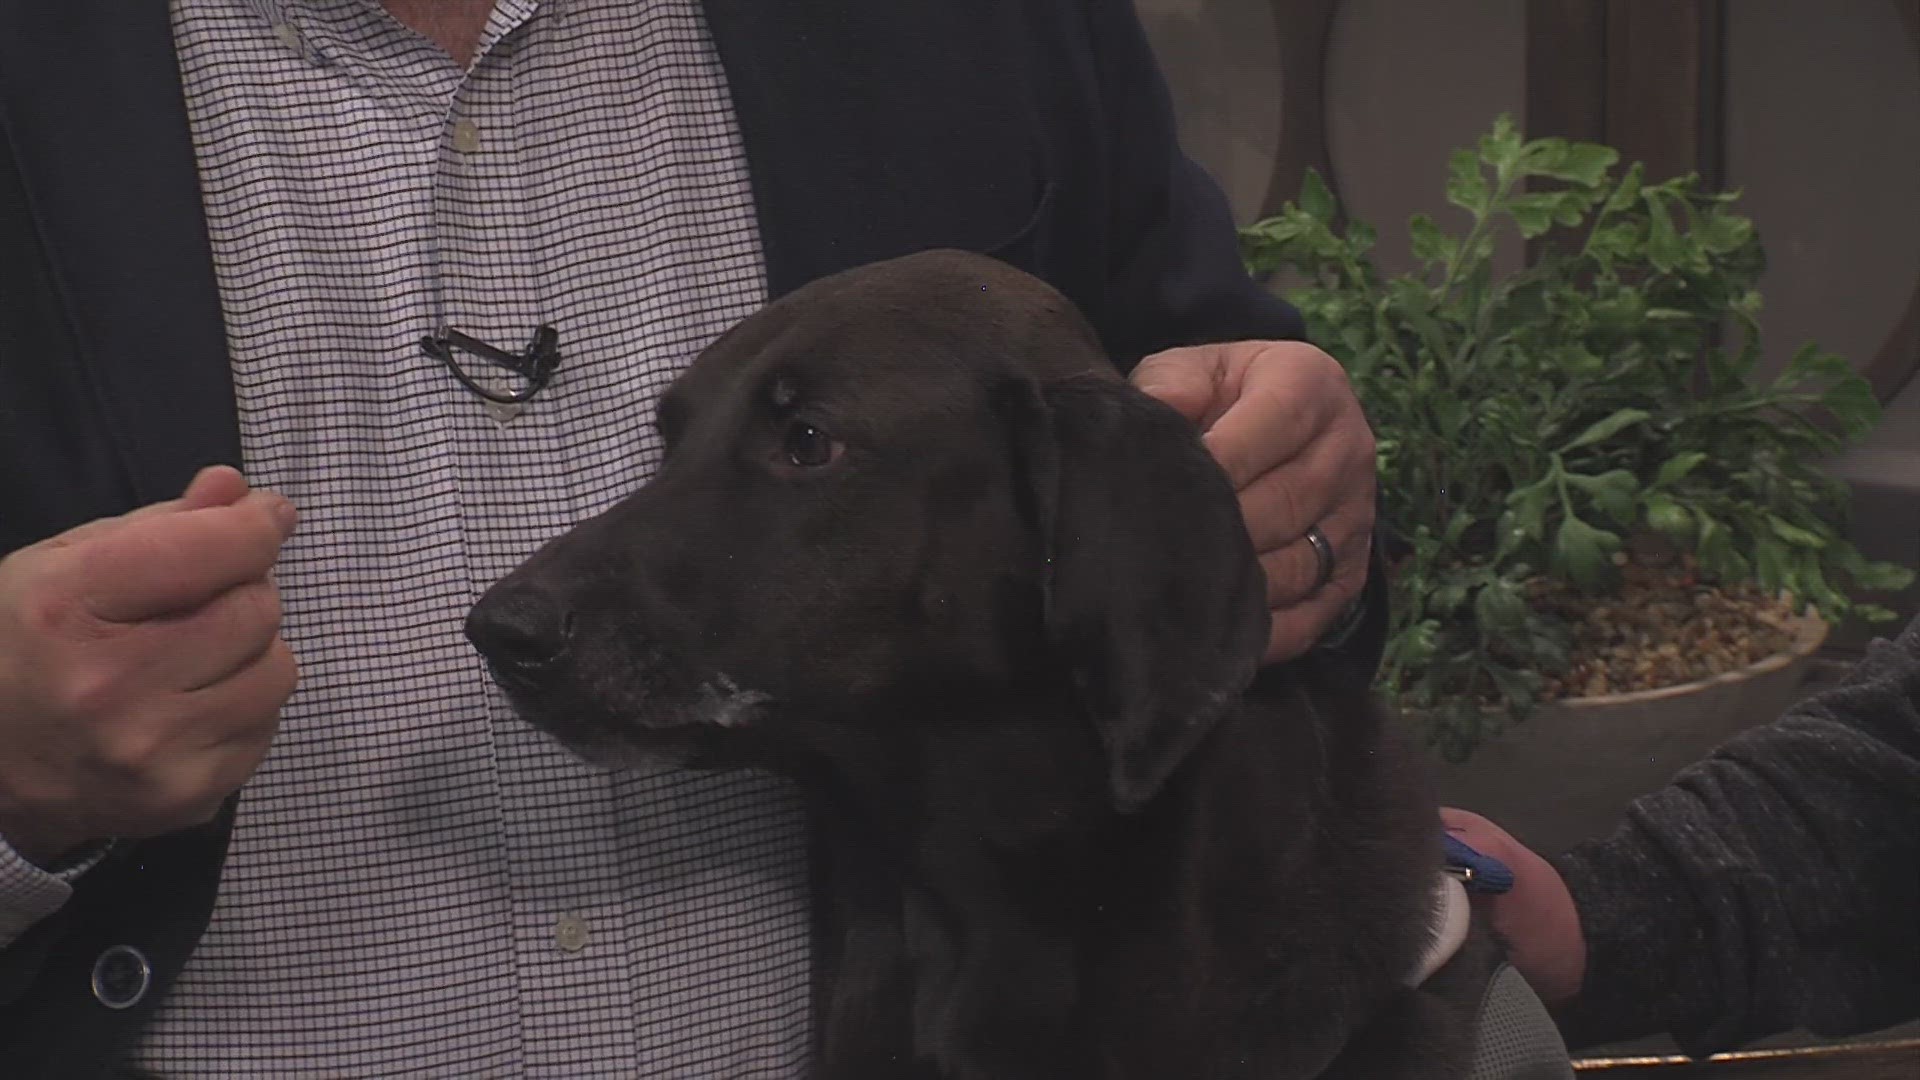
[1240, 116, 1915, 763]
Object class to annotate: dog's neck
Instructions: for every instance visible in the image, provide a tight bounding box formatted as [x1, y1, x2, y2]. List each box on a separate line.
[775, 685, 1118, 1078]
[795, 667, 1444, 1080]
[792, 682, 1115, 902]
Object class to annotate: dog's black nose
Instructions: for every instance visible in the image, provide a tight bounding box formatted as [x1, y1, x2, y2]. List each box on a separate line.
[465, 584, 574, 687]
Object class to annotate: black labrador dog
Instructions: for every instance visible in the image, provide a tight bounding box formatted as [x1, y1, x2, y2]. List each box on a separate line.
[466, 249, 1496, 1079]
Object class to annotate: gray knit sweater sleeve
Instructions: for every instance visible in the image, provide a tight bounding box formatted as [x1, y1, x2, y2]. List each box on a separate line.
[1549, 614, 1920, 1058]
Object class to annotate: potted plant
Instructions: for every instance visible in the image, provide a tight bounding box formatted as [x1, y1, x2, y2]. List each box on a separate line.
[1239, 117, 1915, 851]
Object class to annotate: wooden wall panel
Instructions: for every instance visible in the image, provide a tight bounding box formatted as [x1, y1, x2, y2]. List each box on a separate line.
[1601, 0, 1724, 186]
[1262, 0, 1342, 217]
[1865, 0, 1920, 402]
[1523, 0, 1606, 144]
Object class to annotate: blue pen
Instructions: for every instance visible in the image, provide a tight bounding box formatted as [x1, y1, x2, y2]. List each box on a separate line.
[1443, 833, 1515, 895]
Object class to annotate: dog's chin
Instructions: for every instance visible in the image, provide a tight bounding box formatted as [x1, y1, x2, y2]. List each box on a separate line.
[494, 667, 778, 774]
[543, 730, 711, 773]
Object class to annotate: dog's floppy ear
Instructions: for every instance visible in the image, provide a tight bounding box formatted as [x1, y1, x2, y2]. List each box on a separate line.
[998, 373, 1271, 813]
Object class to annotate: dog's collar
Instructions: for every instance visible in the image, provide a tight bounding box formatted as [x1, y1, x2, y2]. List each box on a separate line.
[1405, 872, 1471, 987]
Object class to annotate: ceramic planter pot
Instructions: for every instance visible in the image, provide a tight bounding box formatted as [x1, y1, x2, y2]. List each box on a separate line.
[1428, 613, 1830, 856]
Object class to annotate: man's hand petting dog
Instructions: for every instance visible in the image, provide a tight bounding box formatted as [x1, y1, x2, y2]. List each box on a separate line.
[1133, 341, 1376, 664]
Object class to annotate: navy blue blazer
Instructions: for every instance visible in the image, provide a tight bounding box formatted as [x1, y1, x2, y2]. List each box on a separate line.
[0, 1, 1385, 1067]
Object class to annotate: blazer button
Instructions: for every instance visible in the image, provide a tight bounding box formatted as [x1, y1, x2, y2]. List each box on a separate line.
[91, 945, 152, 1010]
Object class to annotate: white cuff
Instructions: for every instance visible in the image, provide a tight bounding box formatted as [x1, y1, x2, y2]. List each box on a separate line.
[0, 833, 111, 948]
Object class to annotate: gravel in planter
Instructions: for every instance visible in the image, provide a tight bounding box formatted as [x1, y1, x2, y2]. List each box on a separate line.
[1528, 552, 1801, 699]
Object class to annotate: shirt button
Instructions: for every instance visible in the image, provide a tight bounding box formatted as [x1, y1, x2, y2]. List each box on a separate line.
[451, 118, 482, 154]
[554, 913, 590, 953]
[274, 23, 302, 53]
[91, 944, 152, 1010]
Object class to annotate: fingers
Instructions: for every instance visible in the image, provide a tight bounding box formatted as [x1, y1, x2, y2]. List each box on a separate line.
[1197, 342, 1351, 489]
[1261, 536, 1369, 664]
[50, 466, 254, 552]
[1234, 432, 1370, 557]
[176, 464, 252, 511]
[152, 578, 286, 691]
[1130, 347, 1228, 428]
[78, 489, 298, 623]
[1258, 503, 1372, 611]
[1210, 349, 1372, 659]
[1200, 377, 1333, 494]
[112, 640, 293, 834]
[1134, 343, 1372, 540]
[1265, 600, 1344, 665]
[180, 637, 296, 758]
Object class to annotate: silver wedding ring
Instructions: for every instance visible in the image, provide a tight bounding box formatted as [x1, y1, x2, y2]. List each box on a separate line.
[1304, 524, 1335, 595]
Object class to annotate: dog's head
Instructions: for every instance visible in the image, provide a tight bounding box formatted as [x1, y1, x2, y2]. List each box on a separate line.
[466, 249, 1269, 811]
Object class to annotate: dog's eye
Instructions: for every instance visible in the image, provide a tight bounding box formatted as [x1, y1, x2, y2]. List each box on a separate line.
[781, 421, 843, 470]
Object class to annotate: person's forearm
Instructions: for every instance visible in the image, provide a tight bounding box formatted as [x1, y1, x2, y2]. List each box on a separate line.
[1553, 616, 1920, 1056]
